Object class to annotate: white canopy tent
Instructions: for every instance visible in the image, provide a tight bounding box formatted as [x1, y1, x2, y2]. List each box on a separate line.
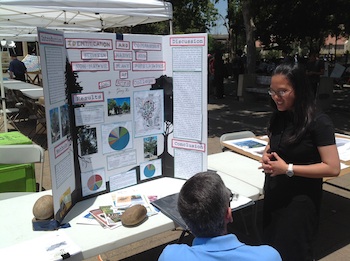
[0, 0, 173, 131]
[0, 0, 173, 38]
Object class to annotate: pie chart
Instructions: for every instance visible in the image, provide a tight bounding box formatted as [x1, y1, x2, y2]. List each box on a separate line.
[87, 174, 103, 191]
[108, 127, 130, 150]
[144, 164, 156, 178]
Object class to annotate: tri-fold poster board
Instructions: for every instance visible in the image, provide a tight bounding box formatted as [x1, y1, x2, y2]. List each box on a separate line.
[38, 28, 208, 222]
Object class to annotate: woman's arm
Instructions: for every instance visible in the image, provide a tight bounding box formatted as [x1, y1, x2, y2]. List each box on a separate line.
[259, 143, 272, 172]
[264, 144, 340, 178]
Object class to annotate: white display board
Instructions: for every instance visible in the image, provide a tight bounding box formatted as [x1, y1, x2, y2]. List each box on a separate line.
[38, 28, 208, 222]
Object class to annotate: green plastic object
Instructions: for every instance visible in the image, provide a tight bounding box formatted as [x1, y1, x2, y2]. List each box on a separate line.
[0, 164, 36, 192]
[0, 131, 36, 192]
[0, 131, 32, 145]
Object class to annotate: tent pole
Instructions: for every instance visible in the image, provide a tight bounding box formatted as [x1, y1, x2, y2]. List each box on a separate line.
[169, 20, 173, 34]
[0, 50, 9, 132]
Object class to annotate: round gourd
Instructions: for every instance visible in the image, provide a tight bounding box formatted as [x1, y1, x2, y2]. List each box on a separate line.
[121, 204, 147, 227]
[32, 195, 54, 220]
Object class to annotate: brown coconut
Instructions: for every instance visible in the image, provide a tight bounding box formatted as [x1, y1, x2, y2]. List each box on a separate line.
[121, 204, 148, 227]
[32, 195, 54, 220]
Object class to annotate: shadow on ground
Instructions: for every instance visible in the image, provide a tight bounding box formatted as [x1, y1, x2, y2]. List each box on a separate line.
[208, 86, 350, 140]
[14, 119, 47, 149]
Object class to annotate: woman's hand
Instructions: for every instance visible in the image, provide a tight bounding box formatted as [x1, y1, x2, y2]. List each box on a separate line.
[266, 152, 288, 177]
[259, 151, 287, 177]
[259, 150, 274, 174]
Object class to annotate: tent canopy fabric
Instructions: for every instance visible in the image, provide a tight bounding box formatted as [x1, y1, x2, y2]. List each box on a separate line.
[0, 0, 173, 132]
[0, 0, 173, 40]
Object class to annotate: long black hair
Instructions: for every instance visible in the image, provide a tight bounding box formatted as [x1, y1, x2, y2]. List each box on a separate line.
[268, 63, 316, 144]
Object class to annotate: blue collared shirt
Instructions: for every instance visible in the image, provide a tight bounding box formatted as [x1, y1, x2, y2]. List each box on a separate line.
[158, 234, 281, 261]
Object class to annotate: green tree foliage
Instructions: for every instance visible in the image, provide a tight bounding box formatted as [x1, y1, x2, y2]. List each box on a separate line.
[144, 136, 157, 155]
[252, 0, 350, 51]
[108, 99, 117, 112]
[121, 101, 130, 113]
[170, 0, 219, 33]
[227, 0, 245, 53]
[112, 1, 219, 35]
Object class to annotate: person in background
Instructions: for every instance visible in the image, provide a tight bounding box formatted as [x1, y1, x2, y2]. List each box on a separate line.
[208, 54, 215, 96]
[158, 171, 282, 261]
[213, 50, 226, 99]
[233, 49, 245, 84]
[306, 51, 325, 97]
[260, 63, 340, 261]
[8, 54, 27, 82]
[280, 50, 293, 65]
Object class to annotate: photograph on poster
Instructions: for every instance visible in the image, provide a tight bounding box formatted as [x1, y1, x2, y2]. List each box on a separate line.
[81, 168, 107, 197]
[101, 122, 133, 154]
[144, 136, 158, 161]
[133, 90, 164, 137]
[107, 97, 131, 116]
[60, 104, 70, 137]
[50, 107, 61, 143]
[78, 127, 98, 156]
[140, 158, 162, 181]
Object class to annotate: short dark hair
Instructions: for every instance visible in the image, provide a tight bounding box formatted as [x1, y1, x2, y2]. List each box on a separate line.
[177, 171, 231, 237]
[10, 54, 17, 58]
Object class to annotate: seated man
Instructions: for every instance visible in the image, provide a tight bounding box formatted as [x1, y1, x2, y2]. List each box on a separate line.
[158, 171, 281, 261]
[9, 54, 27, 82]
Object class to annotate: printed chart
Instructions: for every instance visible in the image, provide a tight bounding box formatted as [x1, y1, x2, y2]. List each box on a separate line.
[102, 122, 133, 154]
[144, 163, 156, 178]
[81, 168, 106, 197]
[140, 159, 162, 180]
[108, 127, 130, 150]
[87, 174, 103, 191]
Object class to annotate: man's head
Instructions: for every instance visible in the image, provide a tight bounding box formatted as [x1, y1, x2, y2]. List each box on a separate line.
[177, 171, 233, 237]
[10, 54, 18, 60]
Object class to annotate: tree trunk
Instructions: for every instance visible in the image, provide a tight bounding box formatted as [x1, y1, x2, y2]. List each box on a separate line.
[242, 0, 256, 74]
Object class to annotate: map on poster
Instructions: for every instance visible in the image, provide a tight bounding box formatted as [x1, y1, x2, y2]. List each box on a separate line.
[133, 90, 164, 137]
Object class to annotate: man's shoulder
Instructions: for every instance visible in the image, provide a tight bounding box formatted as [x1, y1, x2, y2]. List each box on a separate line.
[158, 241, 281, 261]
[242, 244, 281, 260]
[158, 244, 191, 261]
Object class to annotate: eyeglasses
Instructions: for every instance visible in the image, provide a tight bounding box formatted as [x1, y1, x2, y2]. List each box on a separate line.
[268, 89, 292, 97]
[228, 190, 238, 203]
[229, 191, 234, 202]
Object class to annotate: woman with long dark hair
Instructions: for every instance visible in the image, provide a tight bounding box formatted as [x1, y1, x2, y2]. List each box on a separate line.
[260, 63, 340, 261]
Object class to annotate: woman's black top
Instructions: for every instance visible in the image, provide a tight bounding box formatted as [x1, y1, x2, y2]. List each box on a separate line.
[263, 110, 336, 220]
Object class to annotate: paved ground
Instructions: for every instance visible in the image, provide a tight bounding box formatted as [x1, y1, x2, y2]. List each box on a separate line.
[3, 80, 350, 260]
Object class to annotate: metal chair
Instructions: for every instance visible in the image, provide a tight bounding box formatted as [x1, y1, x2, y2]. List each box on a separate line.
[28, 102, 47, 146]
[0, 144, 45, 192]
[220, 130, 256, 151]
[0, 107, 20, 131]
